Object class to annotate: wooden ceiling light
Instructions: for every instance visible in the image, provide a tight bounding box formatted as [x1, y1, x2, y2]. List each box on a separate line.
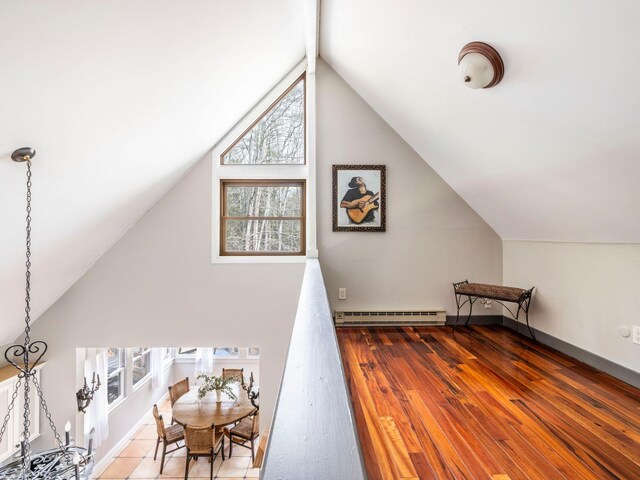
[458, 42, 504, 89]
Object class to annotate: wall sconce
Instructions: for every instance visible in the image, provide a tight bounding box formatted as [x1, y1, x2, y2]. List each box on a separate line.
[458, 42, 504, 89]
[76, 372, 101, 413]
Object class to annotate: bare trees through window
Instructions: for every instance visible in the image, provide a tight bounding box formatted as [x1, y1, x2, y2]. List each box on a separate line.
[218, 74, 306, 256]
[221, 181, 305, 255]
[222, 77, 304, 165]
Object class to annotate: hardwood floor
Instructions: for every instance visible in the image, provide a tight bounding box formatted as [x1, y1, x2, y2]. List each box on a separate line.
[337, 325, 640, 480]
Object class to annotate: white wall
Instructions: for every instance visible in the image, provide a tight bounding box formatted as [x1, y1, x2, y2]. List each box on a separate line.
[25, 153, 304, 461]
[316, 60, 503, 313]
[504, 241, 640, 373]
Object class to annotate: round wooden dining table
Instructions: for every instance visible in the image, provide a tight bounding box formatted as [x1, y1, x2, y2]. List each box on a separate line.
[172, 389, 256, 428]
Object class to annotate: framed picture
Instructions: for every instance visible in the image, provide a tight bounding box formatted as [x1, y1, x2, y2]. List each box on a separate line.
[332, 165, 386, 232]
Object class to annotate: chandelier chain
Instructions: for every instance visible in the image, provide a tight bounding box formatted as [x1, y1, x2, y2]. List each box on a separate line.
[22, 382, 31, 477]
[32, 376, 67, 451]
[22, 159, 33, 478]
[24, 159, 32, 348]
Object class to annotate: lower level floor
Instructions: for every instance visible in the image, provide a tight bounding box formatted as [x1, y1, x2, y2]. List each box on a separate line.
[94, 398, 259, 480]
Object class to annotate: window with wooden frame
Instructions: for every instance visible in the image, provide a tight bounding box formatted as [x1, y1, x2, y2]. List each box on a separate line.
[214, 67, 308, 261]
[221, 180, 305, 255]
[221, 74, 305, 165]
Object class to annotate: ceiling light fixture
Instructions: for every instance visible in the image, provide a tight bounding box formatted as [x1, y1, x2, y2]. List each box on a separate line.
[458, 42, 504, 89]
[0, 148, 96, 479]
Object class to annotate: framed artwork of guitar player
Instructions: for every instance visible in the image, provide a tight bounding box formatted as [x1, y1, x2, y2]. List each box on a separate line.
[332, 164, 386, 232]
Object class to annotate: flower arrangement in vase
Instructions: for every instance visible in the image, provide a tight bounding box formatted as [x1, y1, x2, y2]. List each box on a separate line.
[197, 374, 238, 403]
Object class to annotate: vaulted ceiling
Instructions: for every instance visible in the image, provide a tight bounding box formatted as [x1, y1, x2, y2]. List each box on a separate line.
[0, 0, 305, 344]
[321, 0, 640, 243]
[2, 0, 639, 344]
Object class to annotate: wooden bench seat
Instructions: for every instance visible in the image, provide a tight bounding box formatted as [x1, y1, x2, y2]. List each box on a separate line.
[453, 280, 536, 339]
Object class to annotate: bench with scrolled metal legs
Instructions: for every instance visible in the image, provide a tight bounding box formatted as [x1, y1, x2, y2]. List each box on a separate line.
[452, 280, 536, 340]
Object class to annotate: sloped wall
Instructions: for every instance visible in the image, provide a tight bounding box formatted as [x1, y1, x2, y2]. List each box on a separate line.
[316, 60, 502, 314]
[504, 241, 640, 374]
[26, 154, 304, 460]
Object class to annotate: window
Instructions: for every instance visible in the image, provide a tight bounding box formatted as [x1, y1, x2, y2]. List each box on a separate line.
[132, 347, 151, 386]
[221, 75, 305, 165]
[248, 347, 260, 358]
[107, 348, 125, 406]
[213, 347, 239, 357]
[214, 69, 309, 261]
[221, 180, 305, 255]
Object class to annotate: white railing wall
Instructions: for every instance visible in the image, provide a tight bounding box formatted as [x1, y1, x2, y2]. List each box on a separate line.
[261, 259, 366, 479]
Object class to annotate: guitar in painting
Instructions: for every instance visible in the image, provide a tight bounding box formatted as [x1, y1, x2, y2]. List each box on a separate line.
[346, 192, 380, 224]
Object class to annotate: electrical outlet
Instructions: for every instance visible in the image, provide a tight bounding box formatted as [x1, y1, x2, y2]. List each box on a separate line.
[338, 288, 347, 300]
[633, 326, 640, 345]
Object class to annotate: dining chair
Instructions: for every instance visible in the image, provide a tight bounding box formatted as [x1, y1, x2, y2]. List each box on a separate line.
[168, 377, 190, 406]
[168, 377, 189, 423]
[224, 410, 259, 462]
[222, 368, 244, 385]
[152, 404, 185, 475]
[184, 424, 225, 480]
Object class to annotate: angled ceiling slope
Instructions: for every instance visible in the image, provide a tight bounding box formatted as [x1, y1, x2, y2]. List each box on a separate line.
[321, 0, 640, 244]
[0, 0, 305, 345]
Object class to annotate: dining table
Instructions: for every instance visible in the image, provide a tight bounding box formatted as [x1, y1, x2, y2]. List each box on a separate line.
[172, 388, 256, 428]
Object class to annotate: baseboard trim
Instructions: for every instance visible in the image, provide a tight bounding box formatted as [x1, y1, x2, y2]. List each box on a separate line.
[92, 391, 169, 477]
[445, 315, 503, 326]
[501, 317, 640, 389]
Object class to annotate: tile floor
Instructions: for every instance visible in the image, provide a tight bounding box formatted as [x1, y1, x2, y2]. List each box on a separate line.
[94, 399, 259, 479]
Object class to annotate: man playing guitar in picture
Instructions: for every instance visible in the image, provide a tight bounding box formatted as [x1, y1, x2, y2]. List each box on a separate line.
[340, 176, 380, 224]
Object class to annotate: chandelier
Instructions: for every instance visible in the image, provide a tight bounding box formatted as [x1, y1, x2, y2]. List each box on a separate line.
[0, 148, 95, 479]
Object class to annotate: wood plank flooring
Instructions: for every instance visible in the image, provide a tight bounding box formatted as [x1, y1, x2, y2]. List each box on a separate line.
[337, 325, 640, 480]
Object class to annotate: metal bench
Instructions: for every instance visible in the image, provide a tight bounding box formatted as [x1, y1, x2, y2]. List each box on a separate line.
[453, 280, 536, 339]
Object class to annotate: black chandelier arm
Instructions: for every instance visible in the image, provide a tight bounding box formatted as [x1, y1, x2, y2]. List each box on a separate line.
[3, 341, 49, 375]
[25, 341, 48, 371]
[4, 344, 29, 374]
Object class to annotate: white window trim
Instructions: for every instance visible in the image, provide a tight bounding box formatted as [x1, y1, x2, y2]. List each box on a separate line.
[174, 356, 260, 366]
[163, 347, 176, 366]
[107, 349, 126, 412]
[108, 394, 126, 413]
[211, 58, 315, 263]
[108, 348, 174, 415]
[132, 347, 152, 391]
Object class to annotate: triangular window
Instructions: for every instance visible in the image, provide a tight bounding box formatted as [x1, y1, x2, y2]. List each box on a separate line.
[221, 74, 305, 165]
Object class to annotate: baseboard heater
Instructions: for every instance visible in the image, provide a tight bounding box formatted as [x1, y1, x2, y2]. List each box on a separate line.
[334, 310, 446, 327]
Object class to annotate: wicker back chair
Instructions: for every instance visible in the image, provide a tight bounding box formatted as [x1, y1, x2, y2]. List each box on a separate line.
[222, 368, 244, 385]
[224, 410, 259, 462]
[168, 377, 190, 406]
[184, 424, 225, 480]
[152, 405, 185, 474]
